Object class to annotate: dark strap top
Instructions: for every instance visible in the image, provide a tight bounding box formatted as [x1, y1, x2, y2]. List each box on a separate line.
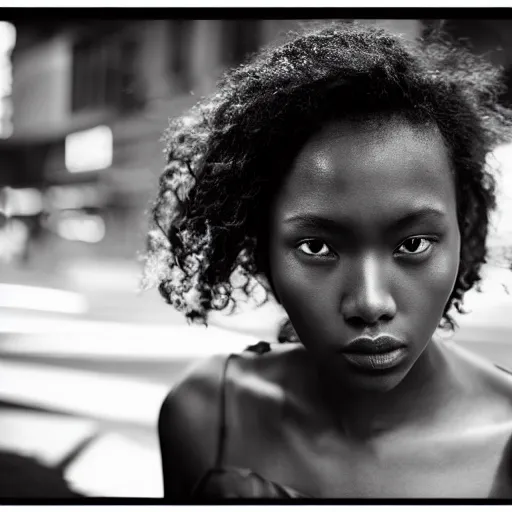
[189, 343, 512, 499]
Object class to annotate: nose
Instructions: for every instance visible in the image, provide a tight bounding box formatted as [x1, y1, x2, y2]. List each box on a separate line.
[340, 254, 397, 327]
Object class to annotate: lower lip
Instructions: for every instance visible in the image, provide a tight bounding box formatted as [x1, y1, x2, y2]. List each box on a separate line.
[341, 348, 407, 371]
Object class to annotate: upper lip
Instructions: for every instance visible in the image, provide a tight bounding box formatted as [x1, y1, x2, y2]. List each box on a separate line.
[339, 335, 406, 355]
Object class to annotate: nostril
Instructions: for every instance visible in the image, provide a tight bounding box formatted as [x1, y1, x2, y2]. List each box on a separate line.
[342, 294, 397, 327]
[345, 316, 370, 329]
[345, 311, 394, 329]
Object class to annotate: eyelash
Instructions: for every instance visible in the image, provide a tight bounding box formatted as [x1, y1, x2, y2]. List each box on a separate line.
[395, 237, 435, 256]
[296, 240, 334, 257]
[296, 237, 437, 258]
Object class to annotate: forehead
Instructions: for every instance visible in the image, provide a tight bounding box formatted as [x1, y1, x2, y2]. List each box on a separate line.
[274, 117, 455, 221]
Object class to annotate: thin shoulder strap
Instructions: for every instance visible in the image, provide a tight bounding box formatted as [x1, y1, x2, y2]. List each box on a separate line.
[495, 363, 512, 376]
[213, 344, 271, 468]
[214, 353, 236, 469]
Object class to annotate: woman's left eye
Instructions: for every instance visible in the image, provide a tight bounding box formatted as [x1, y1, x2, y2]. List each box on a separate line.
[396, 237, 433, 255]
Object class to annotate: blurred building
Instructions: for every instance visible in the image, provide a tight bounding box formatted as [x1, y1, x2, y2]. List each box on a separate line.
[1, 19, 307, 262]
[1, 17, 510, 263]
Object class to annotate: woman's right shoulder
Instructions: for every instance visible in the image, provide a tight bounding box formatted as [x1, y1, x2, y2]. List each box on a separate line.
[159, 342, 301, 430]
[159, 354, 228, 434]
[158, 343, 306, 498]
[158, 346, 282, 449]
[164, 352, 229, 397]
[158, 354, 229, 488]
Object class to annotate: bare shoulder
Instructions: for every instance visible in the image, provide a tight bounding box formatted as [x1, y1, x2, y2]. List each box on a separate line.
[158, 353, 229, 497]
[488, 361, 512, 412]
[158, 342, 304, 497]
[228, 341, 309, 399]
[444, 341, 512, 417]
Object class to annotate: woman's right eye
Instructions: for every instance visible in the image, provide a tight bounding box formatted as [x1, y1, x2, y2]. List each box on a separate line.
[296, 240, 332, 257]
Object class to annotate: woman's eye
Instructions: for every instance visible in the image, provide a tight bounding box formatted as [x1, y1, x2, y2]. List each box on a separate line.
[396, 237, 433, 255]
[297, 240, 332, 257]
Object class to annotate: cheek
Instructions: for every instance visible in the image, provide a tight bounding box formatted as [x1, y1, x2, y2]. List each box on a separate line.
[429, 252, 459, 300]
[399, 239, 461, 324]
[429, 233, 460, 299]
[269, 248, 336, 322]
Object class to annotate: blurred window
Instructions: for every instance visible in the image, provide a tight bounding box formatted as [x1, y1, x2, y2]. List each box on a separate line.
[65, 125, 113, 173]
[71, 29, 140, 113]
[167, 19, 193, 92]
[222, 20, 262, 67]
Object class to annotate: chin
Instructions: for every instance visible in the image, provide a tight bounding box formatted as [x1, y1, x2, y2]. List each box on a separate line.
[349, 372, 408, 393]
[330, 361, 411, 394]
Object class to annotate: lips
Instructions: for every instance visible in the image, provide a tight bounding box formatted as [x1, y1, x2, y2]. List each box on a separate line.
[341, 335, 406, 355]
[337, 335, 408, 371]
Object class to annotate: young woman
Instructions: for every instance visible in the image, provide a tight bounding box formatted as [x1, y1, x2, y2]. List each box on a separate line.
[144, 22, 512, 499]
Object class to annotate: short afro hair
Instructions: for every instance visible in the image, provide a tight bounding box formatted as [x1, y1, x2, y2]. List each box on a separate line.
[143, 21, 512, 336]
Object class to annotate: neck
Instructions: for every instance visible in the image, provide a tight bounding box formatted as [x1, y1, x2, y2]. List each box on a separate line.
[316, 339, 458, 441]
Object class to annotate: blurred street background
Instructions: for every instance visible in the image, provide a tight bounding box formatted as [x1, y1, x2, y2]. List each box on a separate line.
[1, 15, 512, 498]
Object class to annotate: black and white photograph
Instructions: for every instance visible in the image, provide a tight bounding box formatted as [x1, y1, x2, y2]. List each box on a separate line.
[1, 9, 512, 502]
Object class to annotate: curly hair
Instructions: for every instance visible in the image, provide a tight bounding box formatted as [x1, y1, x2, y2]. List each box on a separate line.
[142, 21, 512, 340]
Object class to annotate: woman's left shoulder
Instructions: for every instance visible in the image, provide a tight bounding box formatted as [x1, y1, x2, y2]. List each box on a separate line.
[491, 363, 512, 406]
[444, 342, 512, 415]
[476, 359, 512, 421]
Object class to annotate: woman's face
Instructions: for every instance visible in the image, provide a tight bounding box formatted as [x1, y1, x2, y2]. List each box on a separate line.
[268, 116, 460, 392]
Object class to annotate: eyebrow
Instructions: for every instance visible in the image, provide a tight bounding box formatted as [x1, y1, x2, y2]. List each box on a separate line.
[283, 207, 447, 232]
